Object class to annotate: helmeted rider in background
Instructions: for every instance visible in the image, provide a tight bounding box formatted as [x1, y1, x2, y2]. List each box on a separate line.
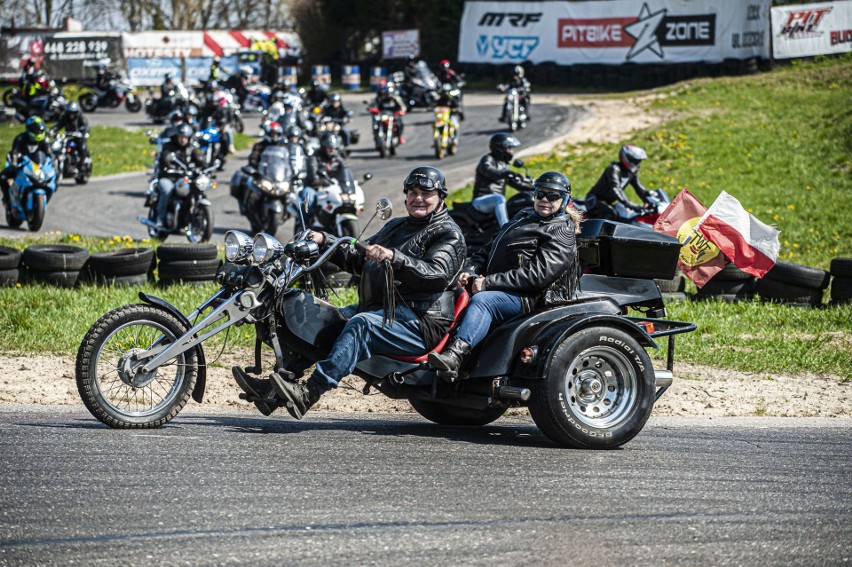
[50, 101, 90, 154]
[436, 59, 463, 86]
[305, 79, 329, 108]
[371, 81, 407, 144]
[160, 73, 178, 98]
[1, 116, 51, 214]
[94, 63, 119, 91]
[231, 165, 467, 419]
[499, 65, 531, 122]
[322, 92, 353, 149]
[584, 144, 652, 220]
[154, 123, 206, 229]
[231, 121, 286, 215]
[471, 133, 534, 226]
[296, 132, 347, 228]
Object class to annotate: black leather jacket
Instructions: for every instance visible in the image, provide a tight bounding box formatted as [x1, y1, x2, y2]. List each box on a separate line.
[305, 151, 346, 187]
[328, 203, 466, 349]
[472, 153, 533, 199]
[586, 161, 650, 209]
[52, 113, 89, 136]
[157, 141, 206, 180]
[467, 209, 580, 312]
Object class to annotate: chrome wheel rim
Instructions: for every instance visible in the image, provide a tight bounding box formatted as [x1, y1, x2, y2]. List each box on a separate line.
[563, 346, 638, 428]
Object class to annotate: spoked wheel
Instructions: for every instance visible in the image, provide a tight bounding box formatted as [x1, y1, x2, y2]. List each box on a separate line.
[188, 204, 213, 243]
[528, 326, 655, 449]
[75, 304, 198, 429]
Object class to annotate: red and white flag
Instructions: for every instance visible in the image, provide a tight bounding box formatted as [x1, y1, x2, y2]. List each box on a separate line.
[695, 191, 780, 279]
[653, 188, 728, 287]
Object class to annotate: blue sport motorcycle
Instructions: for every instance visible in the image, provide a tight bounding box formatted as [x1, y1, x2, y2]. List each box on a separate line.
[4, 150, 57, 231]
[196, 122, 228, 170]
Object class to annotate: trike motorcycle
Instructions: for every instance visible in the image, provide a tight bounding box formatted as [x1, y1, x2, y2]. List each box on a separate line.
[76, 200, 696, 449]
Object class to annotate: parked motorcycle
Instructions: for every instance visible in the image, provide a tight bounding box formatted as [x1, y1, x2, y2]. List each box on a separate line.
[292, 169, 370, 238]
[50, 131, 92, 185]
[75, 199, 696, 450]
[432, 105, 459, 160]
[498, 85, 526, 132]
[4, 151, 57, 231]
[448, 161, 535, 254]
[573, 189, 672, 229]
[368, 107, 403, 158]
[137, 154, 218, 242]
[237, 145, 301, 237]
[78, 78, 141, 113]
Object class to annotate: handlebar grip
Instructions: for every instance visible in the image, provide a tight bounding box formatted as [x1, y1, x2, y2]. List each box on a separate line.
[350, 239, 367, 253]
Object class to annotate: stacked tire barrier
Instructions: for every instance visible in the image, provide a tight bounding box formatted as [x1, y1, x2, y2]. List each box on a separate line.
[755, 260, 830, 308]
[695, 263, 756, 303]
[87, 248, 156, 286]
[22, 245, 90, 287]
[829, 258, 852, 306]
[0, 246, 23, 286]
[655, 270, 687, 302]
[156, 244, 221, 286]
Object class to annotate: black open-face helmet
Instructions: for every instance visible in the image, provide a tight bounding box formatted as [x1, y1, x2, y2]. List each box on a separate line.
[533, 171, 572, 211]
[489, 132, 520, 162]
[403, 166, 447, 197]
[320, 132, 340, 156]
[175, 123, 194, 144]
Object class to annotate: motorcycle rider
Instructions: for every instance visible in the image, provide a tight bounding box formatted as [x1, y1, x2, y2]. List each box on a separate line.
[231, 121, 286, 215]
[208, 55, 229, 82]
[470, 133, 534, 227]
[296, 132, 347, 228]
[322, 92, 353, 149]
[434, 83, 462, 142]
[153, 123, 206, 230]
[232, 165, 467, 418]
[429, 172, 582, 378]
[305, 79, 329, 108]
[160, 73, 178, 98]
[436, 59, 463, 86]
[584, 144, 652, 220]
[94, 63, 119, 91]
[371, 81, 407, 144]
[499, 65, 531, 122]
[50, 101, 90, 155]
[1, 116, 51, 213]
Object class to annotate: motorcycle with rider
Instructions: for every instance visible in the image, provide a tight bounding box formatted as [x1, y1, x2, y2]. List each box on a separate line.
[1, 117, 58, 231]
[78, 64, 142, 113]
[49, 101, 92, 184]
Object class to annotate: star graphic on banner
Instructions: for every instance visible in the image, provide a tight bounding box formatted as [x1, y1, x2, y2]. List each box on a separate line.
[624, 3, 667, 60]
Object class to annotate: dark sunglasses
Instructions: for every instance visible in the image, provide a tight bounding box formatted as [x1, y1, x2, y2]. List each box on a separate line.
[534, 190, 563, 202]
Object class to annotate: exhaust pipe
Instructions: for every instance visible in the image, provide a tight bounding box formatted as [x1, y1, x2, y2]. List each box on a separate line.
[497, 386, 530, 402]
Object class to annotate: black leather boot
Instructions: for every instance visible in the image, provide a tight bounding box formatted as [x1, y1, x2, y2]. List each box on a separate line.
[428, 339, 472, 373]
[232, 366, 279, 416]
[270, 373, 322, 420]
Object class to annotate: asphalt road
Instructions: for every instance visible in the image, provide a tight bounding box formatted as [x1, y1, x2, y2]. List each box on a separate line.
[0, 407, 850, 566]
[0, 93, 584, 242]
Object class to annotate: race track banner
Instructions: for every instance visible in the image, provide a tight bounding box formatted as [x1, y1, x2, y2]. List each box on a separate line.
[772, 1, 852, 59]
[382, 30, 420, 59]
[458, 0, 770, 65]
[41, 34, 124, 81]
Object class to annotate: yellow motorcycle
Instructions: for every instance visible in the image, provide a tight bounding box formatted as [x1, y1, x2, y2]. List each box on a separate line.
[432, 105, 459, 160]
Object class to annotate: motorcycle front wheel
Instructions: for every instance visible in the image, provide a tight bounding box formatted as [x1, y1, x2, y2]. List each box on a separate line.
[79, 92, 99, 113]
[188, 204, 214, 243]
[27, 192, 46, 232]
[76, 304, 197, 429]
[125, 96, 142, 113]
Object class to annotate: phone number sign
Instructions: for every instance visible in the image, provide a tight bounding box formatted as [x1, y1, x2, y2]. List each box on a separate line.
[42, 36, 123, 79]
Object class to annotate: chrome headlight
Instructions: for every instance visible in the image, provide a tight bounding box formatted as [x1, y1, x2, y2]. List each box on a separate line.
[260, 179, 273, 192]
[274, 181, 290, 196]
[224, 230, 254, 263]
[253, 233, 285, 264]
[196, 174, 211, 191]
[35, 168, 47, 182]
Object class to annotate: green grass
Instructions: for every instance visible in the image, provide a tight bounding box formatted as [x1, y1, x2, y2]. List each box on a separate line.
[1, 57, 850, 378]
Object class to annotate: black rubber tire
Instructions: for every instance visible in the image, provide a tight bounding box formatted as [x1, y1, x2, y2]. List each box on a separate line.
[763, 260, 830, 290]
[158, 258, 221, 280]
[88, 248, 155, 278]
[528, 326, 655, 449]
[158, 277, 215, 286]
[655, 273, 685, 293]
[78, 93, 98, 113]
[829, 258, 852, 278]
[0, 246, 22, 270]
[29, 269, 83, 287]
[696, 279, 756, 298]
[23, 244, 90, 272]
[756, 278, 823, 307]
[125, 97, 142, 113]
[409, 398, 506, 426]
[91, 272, 150, 287]
[0, 268, 20, 286]
[712, 263, 755, 281]
[75, 303, 197, 429]
[188, 204, 214, 243]
[27, 192, 46, 232]
[830, 277, 852, 301]
[661, 292, 689, 303]
[694, 293, 753, 304]
[156, 243, 219, 262]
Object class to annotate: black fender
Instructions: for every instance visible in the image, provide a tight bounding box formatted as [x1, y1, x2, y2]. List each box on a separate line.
[468, 298, 655, 380]
[512, 313, 658, 381]
[138, 292, 207, 403]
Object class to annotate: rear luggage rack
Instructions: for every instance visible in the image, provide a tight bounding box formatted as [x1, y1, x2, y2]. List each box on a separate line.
[627, 317, 697, 400]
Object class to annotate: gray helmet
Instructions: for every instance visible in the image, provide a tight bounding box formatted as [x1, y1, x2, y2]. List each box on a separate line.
[175, 123, 194, 143]
[403, 166, 447, 197]
[619, 144, 647, 174]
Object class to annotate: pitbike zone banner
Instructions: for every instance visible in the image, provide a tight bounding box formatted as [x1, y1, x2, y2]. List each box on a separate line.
[771, 0, 852, 59]
[458, 0, 770, 65]
[382, 29, 421, 60]
[40, 33, 124, 81]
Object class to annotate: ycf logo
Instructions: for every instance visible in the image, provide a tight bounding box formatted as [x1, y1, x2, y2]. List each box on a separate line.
[477, 11, 542, 60]
[779, 7, 832, 39]
[558, 2, 715, 61]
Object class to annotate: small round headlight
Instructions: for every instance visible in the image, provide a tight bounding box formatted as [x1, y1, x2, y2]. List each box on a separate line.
[252, 233, 285, 264]
[224, 230, 253, 262]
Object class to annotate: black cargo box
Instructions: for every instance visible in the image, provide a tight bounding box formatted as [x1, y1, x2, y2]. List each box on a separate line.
[578, 219, 681, 280]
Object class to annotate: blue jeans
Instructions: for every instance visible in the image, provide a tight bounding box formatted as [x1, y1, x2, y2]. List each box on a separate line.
[472, 194, 509, 226]
[156, 178, 176, 225]
[454, 291, 523, 348]
[311, 304, 428, 393]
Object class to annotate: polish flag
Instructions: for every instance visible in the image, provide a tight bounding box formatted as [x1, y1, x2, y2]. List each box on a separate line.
[695, 191, 780, 278]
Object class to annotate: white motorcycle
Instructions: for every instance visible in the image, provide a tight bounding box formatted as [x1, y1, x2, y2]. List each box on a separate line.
[292, 170, 370, 238]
